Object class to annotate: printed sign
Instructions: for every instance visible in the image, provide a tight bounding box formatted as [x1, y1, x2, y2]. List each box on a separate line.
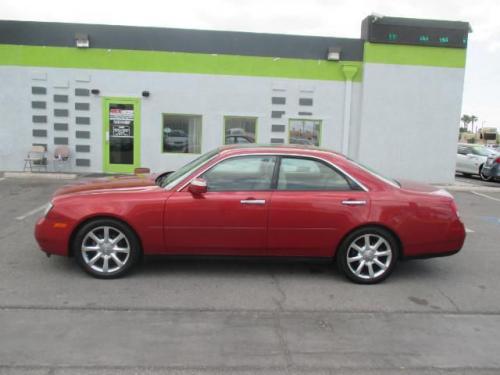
[111, 124, 132, 137]
[109, 104, 134, 137]
[110, 109, 134, 121]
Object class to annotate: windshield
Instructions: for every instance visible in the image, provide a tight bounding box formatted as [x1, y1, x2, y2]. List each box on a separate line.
[161, 148, 219, 189]
[471, 146, 494, 157]
[347, 157, 400, 188]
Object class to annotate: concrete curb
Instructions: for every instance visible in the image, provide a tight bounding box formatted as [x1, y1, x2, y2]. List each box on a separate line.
[4, 172, 77, 180]
[436, 185, 500, 193]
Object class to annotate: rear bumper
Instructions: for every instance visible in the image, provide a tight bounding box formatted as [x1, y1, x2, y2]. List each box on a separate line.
[34, 217, 72, 256]
[403, 219, 466, 259]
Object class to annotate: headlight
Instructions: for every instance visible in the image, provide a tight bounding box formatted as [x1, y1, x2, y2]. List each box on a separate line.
[43, 202, 53, 217]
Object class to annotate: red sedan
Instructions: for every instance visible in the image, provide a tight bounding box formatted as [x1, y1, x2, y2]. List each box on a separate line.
[35, 145, 465, 284]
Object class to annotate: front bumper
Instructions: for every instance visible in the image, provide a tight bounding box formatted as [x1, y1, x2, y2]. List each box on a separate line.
[34, 217, 72, 256]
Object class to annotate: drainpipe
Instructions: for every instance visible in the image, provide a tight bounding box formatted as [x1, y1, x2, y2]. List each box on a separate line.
[341, 64, 359, 156]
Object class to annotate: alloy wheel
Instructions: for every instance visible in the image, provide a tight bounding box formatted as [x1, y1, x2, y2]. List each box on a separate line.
[346, 234, 393, 281]
[81, 226, 131, 274]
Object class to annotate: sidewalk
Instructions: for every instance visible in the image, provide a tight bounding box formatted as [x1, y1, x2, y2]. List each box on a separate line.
[436, 179, 499, 192]
[2, 171, 78, 180]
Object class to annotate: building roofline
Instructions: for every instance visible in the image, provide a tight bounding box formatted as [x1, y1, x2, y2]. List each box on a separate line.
[0, 20, 364, 61]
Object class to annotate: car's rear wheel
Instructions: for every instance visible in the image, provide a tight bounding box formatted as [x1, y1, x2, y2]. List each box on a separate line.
[74, 219, 140, 279]
[337, 227, 398, 284]
[479, 166, 492, 181]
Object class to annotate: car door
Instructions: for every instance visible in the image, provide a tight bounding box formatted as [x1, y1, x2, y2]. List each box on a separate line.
[463, 146, 483, 174]
[267, 156, 370, 257]
[164, 155, 277, 255]
[456, 146, 469, 173]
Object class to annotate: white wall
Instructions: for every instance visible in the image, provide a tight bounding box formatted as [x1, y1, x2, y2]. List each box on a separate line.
[357, 63, 465, 184]
[0, 66, 356, 174]
[0, 63, 464, 184]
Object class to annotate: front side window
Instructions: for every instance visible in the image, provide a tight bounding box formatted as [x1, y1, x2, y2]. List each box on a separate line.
[289, 119, 321, 146]
[224, 117, 256, 145]
[277, 157, 352, 191]
[161, 148, 219, 189]
[202, 156, 276, 191]
[163, 114, 202, 154]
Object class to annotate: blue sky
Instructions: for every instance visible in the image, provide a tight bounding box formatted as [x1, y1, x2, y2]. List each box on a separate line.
[2, 0, 499, 130]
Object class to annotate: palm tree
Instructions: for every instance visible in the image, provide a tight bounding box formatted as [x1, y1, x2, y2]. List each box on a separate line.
[470, 115, 478, 133]
[461, 114, 471, 132]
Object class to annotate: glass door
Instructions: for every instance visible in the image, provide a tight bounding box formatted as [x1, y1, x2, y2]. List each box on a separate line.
[103, 98, 141, 173]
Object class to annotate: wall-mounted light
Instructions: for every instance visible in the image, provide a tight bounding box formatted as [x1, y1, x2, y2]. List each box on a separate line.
[142, 91, 150, 98]
[75, 33, 90, 48]
[91, 89, 100, 95]
[326, 47, 342, 61]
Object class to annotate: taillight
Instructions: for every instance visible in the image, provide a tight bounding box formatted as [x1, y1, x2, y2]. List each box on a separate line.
[495, 157, 500, 163]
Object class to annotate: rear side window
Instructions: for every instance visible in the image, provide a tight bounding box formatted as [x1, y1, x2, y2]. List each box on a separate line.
[277, 157, 352, 191]
[202, 155, 276, 191]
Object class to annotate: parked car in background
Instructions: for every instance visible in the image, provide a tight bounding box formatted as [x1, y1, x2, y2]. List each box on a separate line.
[480, 152, 500, 181]
[163, 129, 188, 152]
[456, 143, 499, 181]
[35, 145, 465, 284]
[225, 135, 255, 144]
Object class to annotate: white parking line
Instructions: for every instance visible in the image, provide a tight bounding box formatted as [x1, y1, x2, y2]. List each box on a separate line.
[471, 191, 500, 202]
[465, 228, 474, 233]
[0, 177, 5, 182]
[15, 204, 47, 221]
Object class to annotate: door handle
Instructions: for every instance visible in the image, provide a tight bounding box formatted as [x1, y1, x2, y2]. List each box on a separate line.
[341, 200, 367, 206]
[240, 199, 266, 205]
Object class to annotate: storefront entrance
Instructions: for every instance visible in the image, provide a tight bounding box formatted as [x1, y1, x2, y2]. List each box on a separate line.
[103, 97, 141, 173]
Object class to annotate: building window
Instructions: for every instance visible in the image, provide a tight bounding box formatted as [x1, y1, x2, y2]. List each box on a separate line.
[163, 114, 202, 153]
[289, 119, 321, 146]
[224, 116, 257, 145]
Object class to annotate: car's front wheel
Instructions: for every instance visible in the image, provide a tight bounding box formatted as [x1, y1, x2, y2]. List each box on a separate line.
[73, 219, 140, 279]
[337, 227, 398, 284]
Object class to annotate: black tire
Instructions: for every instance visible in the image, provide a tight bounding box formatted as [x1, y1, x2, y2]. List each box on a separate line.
[337, 226, 399, 284]
[479, 166, 492, 181]
[73, 218, 141, 279]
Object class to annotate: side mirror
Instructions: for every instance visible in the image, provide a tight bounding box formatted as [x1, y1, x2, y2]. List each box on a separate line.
[188, 177, 207, 195]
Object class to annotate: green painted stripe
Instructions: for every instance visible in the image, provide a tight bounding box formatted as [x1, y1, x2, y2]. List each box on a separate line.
[364, 42, 466, 68]
[0, 44, 362, 82]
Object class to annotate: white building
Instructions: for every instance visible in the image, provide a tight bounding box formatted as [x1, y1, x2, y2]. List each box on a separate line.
[0, 16, 470, 183]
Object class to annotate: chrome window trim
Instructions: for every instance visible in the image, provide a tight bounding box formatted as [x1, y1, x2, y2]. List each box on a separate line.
[175, 152, 369, 192]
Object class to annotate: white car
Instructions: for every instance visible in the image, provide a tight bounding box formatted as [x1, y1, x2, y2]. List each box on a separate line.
[456, 143, 498, 181]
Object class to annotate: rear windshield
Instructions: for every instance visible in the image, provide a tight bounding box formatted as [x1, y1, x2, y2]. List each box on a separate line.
[347, 157, 400, 188]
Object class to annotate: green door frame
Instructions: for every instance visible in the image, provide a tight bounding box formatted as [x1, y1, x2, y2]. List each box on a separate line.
[102, 97, 141, 173]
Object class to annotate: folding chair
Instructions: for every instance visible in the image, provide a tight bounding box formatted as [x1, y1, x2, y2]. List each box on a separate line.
[53, 146, 71, 172]
[23, 145, 47, 172]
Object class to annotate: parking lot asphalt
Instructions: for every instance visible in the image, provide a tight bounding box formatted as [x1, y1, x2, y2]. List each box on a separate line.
[0, 177, 500, 374]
